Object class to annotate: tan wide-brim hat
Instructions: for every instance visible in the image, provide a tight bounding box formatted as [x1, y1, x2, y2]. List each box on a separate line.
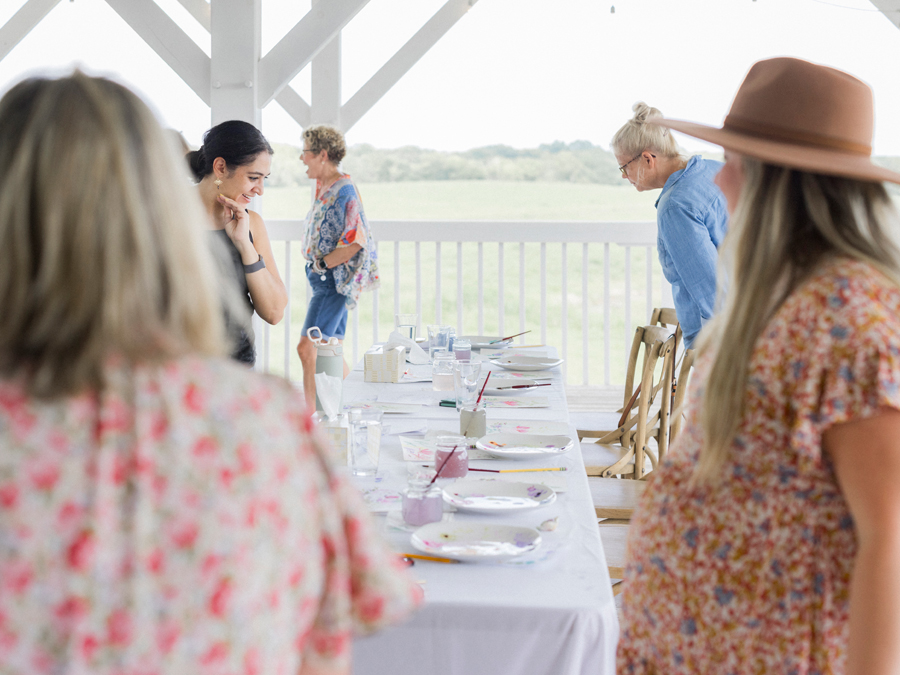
[650, 57, 900, 185]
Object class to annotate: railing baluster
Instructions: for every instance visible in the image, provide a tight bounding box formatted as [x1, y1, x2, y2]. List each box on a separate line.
[416, 241, 422, 325]
[394, 240, 400, 317]
[498, 242, 504, 338]
[478, 242, 484, 334]
[582, 243, 589, 385]
[435, 241, 442, 325]
[519, 242, 525, 335]
[625, 246, 632, 349]
[284, 242, 292, 379]
[561, 243, 567, 384]
[604, 242, 610, 386]
[457, 242, 463, 333]
[540, 243, 547, 346]
[373, 284, 379, 344]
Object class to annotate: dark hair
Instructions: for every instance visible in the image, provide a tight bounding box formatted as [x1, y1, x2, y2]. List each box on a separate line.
[186, 120, 273, 182]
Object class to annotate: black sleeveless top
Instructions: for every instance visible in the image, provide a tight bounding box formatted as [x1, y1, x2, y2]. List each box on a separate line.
[210, 229, 255, 365]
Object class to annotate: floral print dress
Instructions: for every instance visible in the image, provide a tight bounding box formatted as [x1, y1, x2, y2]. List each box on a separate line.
[618, 258, 900, 674]
[0, 356, 421, 674]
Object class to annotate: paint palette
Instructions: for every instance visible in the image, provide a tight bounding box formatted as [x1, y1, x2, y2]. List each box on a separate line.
[411, 522, 542, 562]
[442, 479, 556, 513]
[474, 433, 574, 460]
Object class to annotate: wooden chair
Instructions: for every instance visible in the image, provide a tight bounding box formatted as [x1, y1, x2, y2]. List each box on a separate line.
[670, 348, 696, 444]
[581, 329, 675, 479]
[575, 308, 681, 441]
[649, 306, 682, 356]
[598, 523, 629, 597]
[578, 324, 670, 444]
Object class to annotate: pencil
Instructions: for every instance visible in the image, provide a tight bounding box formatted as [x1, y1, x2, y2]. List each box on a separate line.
[400, 553, 461, 564]
[468, 467, 567, 473]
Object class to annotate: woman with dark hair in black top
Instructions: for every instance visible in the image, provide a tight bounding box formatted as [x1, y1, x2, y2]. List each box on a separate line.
[187, 120, 287, 366]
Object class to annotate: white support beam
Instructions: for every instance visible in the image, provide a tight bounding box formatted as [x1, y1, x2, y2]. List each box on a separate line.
[176, 0, 210, 32]
[341, 0, 477, 131]
[275, 86, 312, 129]
[311, 29, 341, 126]
[210, 0, 261, 126]
[257, 0, 370, 107]
[0, 0, 64, 62]
[104, 0, 211, 104]
[871, 0, 900, 29]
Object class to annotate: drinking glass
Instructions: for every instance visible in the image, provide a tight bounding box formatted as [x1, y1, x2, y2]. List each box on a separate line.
[434, 435, 468, 478]
[348, 407, 383, 476]
[453, 359, 481, 410]
[402, 468, 443, 526]
[426, 324, 452, 360]
[394, 313, 418, 341]
[432, 351, 456, 391]
[453, 339, 472, 360]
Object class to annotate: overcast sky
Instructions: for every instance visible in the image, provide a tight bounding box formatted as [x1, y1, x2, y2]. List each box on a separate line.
[1, 0, 899, 154]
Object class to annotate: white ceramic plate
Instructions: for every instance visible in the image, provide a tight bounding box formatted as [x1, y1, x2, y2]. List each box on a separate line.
[489, 355, 563, 371]
[475, 433, 574, 460]
[411, 522, 542, 562]
[442, 479, 556, 513]
[460, 335, 512, 350]
[482, 378, 541, 396]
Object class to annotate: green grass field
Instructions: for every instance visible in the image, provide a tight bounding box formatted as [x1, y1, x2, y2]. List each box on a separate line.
[256, 181, 665, 386]
[261, 180, 659, 221]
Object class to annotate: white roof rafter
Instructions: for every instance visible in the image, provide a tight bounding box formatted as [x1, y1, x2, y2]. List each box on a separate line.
[258, 0, 370, 107]
[871, 0, 900, 28]
[0, 0, 64, 63]
[105, 0, 211, 105]
[0, 0, 479, 134]
[342, 0, 478, 131]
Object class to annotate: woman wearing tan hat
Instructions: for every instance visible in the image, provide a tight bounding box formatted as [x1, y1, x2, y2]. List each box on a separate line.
[618, 58, 900, 675]
[611, 103, 728, 348]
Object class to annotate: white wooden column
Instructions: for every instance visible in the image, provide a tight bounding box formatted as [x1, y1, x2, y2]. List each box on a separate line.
[210, 0, 262, 127]
[311, 0, 341, 128]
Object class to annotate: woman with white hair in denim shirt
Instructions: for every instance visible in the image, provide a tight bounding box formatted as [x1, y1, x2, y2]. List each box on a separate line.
[612, 103, 728, 347]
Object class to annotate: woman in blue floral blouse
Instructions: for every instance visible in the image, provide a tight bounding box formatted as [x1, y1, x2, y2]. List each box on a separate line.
[296, 125, 379, 407]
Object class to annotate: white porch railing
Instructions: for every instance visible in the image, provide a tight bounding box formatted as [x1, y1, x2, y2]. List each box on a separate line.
[257, 220, 670, 386]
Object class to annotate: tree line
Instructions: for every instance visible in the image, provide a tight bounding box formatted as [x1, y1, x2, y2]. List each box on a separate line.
[268, 140, 624, 187]
[268, 140, 900, 192]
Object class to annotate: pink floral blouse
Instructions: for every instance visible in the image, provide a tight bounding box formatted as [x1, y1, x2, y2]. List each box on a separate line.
[619, 259, 900, 673]
[0, 356, 421, 673]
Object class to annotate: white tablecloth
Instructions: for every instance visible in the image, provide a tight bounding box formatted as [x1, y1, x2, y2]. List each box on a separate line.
[345, 351, 619, 675]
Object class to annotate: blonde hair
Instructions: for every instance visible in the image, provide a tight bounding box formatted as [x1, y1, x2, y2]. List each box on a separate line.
[611, 102, 683, 159]
[303, 124, 346, 164]
[695, 158, 900, 482]
[0, 72, 227, 398]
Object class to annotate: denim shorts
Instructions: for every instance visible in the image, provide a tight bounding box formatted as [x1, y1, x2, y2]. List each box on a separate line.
[302, 264, 348, 339]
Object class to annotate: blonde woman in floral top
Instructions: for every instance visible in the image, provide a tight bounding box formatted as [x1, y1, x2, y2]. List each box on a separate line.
[619, 58, 900, 674]
[0, 73, 420, 674]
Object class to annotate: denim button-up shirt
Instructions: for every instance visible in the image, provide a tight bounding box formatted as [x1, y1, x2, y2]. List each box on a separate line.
[655, 155, 728, 348]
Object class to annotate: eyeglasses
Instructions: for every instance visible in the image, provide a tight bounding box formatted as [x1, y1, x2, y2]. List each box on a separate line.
[618, 153, 643, 177]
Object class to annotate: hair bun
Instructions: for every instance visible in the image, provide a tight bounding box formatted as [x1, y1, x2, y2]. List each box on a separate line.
[631, 102, 663, 125]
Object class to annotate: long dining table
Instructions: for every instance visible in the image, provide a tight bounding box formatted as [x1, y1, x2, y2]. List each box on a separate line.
[340, 346, 619, 675]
